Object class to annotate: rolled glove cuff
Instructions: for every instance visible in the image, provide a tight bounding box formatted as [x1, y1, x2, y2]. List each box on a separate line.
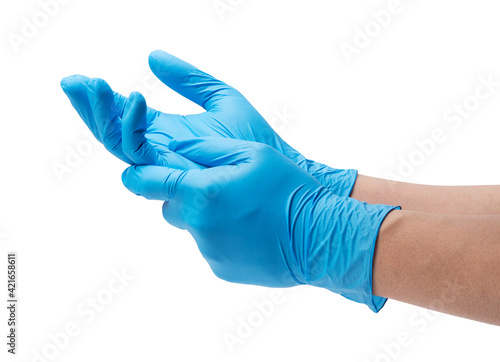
[290, 188, 400, 313]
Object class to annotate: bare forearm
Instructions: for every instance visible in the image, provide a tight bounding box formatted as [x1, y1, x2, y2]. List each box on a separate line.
[373, 210, 500, 325]
[351, 174, 500, 215]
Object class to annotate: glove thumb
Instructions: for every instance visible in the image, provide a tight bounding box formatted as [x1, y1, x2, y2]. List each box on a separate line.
[121, 165, 187, 201]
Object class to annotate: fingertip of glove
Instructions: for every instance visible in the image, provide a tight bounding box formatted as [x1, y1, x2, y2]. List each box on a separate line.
[148, 49, 165, 68]
[90, 78, 111, 94]
[121, 166, 137, 186]
[121, 167, 130, 185]
[123, 92, 147, 122]
[61, 74, 89, 89]
[128, 91, 146, 105]
[60, 77, 69, 90]
[168, 139, 178, 152]
[60, 75, 78, 92]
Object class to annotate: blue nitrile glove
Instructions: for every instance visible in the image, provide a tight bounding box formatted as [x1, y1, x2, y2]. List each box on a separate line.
[61, 50, 357, 196]
[121, 137, 400, 312]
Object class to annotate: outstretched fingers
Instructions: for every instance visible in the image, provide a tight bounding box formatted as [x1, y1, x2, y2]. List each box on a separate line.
[61, 75, 131, 163]
[148, 50, 241, 112]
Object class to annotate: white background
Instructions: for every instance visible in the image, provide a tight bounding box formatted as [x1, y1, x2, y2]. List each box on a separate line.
[1, 0, 500, 361]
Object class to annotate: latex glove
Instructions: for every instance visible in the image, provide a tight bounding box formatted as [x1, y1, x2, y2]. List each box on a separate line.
[122, 137, 399, 312]
[61, 50, 357, 196]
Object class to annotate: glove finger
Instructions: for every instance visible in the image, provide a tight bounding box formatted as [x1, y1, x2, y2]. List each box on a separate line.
[120, 92, 208, 170]
[61, 74, 102, 142]
[121, 165, 187, 201]
[168, 137, 262, 167]
[122, 91, 162, 165]
[61, 75, 132, 163]
[148, 50, 241, 112]
[90, 78, 132, 163]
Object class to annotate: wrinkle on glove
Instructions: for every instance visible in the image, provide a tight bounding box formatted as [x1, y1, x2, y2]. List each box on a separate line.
[122, 136, 399, 312]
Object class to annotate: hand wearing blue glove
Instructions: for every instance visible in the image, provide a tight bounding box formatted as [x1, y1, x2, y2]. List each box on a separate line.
[61, 50, 357, 196]
[122, 136, 399, 312]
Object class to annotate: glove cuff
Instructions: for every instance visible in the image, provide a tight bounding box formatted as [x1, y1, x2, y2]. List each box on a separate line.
[305, 159, 358, 197]
[298, 190, 400, 312]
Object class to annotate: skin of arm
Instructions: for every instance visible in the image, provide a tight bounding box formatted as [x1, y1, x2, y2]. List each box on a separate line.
[351, 175, 500, 215]
[373, 209, 500, 326]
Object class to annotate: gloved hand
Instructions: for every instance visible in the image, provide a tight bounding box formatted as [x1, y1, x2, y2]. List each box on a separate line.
[61, 50, 357, 196]
[122, 136, 400, 312]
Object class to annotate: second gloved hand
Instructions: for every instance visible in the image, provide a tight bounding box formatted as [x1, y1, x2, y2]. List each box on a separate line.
[61, 50, 357, 196]
[122, 137, 400, 312]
